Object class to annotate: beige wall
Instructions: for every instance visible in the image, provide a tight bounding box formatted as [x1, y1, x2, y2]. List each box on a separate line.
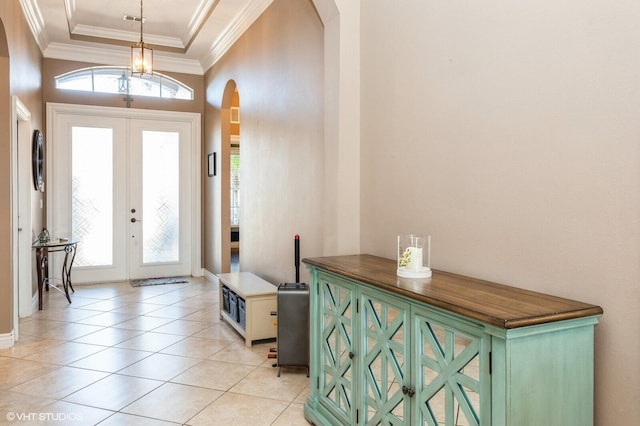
[0, 1, 43, 337]
[204, 0, 324, 284]
[0, 18, 11, 338]
[359, 1, 639, 423]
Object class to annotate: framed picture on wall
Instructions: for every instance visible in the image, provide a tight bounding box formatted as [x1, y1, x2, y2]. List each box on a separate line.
[230, 107, 240, 124]
[208, 152, 216, 177]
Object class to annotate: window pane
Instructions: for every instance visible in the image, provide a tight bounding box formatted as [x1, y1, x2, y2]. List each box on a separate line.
[72, 127, 113, 266]
[56, 70, 93, 91]
[130, 74, 161, 98]
[142, 130, 180, 263]
[92, 68, 124, 94]
[173, 86, 192, 100]
[55, 67, 194, 100]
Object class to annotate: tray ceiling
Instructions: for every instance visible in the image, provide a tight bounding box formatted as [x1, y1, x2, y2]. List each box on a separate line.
[21, 0, 273, 75]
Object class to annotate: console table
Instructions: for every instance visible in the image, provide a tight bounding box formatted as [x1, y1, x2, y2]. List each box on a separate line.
[303, 254, 603, 426]
[32, 239, 78, 310]
[217, 272, 277, 347]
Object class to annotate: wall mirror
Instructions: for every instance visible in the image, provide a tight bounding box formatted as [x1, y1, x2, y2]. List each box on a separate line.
[32, 129, 44, 192]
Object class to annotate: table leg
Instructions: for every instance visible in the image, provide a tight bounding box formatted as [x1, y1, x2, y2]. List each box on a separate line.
[66, 243, 77, 294]
[35, 247, 47, 311]
[44, 252, 49, 292]
[61, 248, 72, 303]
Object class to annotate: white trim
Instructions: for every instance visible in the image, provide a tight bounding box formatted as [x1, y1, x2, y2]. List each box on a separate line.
[203, 0, 273, 71]
[191, 118, 203, 278]
[64, 0, 215, 49]
[46, 102, 201, 123]
[43, 43, 205, 76]
[11, 96, 33, 342]
[71, 24, 185, 49]
[63, 0, 76, 29]
[0, 331, 15, 349]
[18, 0, 48, 52]
[182, 0, 219, 46]
[202, 268, 217, 283]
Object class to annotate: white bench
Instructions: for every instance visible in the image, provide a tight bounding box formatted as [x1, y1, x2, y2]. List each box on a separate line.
[217, 272, 277, 347]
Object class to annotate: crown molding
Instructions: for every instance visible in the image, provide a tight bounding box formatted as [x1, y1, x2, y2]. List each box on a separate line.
[202, 0, 273, 72]
[19, 0, 48, 51]
[43, 42, 204, 75]
[181, 0, 219, 47]
[71, 24, 186, 49]
[64, 0, 188, 50]
[64, 0, 76, 29]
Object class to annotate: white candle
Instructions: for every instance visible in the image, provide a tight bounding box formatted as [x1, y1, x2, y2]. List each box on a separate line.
[407, 247, 423, 270]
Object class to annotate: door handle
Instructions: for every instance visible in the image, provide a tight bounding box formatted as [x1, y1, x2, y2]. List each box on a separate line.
[131, 218, 141, 223]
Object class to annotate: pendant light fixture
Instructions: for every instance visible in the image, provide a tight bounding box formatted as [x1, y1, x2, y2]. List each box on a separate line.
[130, 0, 153, 75]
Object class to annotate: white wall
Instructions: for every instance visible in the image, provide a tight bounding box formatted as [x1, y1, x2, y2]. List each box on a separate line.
[359, 0, 639, 423]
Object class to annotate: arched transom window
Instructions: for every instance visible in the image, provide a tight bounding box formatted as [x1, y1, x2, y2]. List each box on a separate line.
[55, 66, 194, 100]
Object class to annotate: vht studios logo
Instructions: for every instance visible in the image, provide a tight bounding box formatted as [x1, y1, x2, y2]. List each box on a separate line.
[6, 412, 84, 422]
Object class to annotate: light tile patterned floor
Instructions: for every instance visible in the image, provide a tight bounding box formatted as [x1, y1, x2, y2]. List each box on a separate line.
[0, 277, 310, 425]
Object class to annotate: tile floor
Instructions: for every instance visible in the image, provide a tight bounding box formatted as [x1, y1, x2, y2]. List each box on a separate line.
[0, 277, 310, 425]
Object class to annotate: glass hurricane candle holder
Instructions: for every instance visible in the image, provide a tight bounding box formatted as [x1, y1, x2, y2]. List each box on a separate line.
[397, 234, 432, 278]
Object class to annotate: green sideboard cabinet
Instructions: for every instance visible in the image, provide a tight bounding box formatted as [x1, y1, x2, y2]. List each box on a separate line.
[302, 255, 603, 426]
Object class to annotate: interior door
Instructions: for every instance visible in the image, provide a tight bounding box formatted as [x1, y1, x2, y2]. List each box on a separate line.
[49, 104, 199, 284]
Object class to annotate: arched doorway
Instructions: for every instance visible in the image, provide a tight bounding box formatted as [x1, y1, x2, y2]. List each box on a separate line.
[229, 89, 240, 271]
[220, 80, 239, 273]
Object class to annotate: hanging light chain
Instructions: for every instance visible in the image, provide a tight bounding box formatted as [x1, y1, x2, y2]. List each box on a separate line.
[139, 0, 144, 43]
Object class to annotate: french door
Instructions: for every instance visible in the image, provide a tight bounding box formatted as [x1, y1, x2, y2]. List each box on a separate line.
[48, 104, 201, 283]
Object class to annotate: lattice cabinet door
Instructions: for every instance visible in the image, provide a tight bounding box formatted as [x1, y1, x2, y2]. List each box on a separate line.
[359, 288, 411, 425]
[317, 273, 357, 424]
[411, 307, 491, 426]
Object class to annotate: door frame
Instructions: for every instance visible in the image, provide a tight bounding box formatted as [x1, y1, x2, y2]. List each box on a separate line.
[46, 102, 202, 281]
[11, 96, 33, 340]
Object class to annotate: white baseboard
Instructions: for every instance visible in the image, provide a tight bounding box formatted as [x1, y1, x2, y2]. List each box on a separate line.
[202, 269, 218, 283]
[0, 331, 15, 349]
[31, 292, 38, 315]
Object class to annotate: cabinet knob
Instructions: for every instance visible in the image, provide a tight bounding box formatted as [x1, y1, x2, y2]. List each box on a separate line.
[402, 386, 415, 398]
[348, 352, 354, 359]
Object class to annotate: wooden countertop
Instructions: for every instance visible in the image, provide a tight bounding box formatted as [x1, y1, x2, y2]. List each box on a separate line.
[302, 254, 603, 329]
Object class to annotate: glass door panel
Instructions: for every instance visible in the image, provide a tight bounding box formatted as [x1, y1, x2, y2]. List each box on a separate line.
[71, 126, 114, 267]
[142, 130, 180, 263]
[51, 114, 128, 284]
[129, 120, 192, 279]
